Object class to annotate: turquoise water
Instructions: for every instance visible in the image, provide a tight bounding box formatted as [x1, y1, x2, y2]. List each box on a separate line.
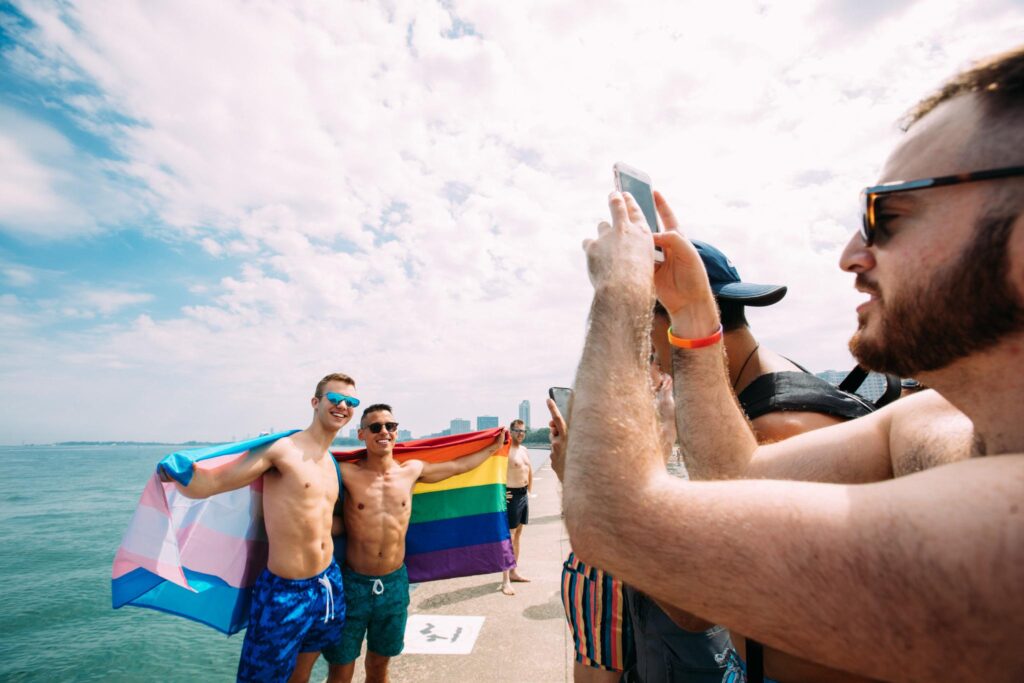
[0, 444, 551, 682]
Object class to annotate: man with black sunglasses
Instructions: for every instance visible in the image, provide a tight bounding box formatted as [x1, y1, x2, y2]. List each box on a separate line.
[561, 45, 1024, 682]
[321, 403, 506, 683]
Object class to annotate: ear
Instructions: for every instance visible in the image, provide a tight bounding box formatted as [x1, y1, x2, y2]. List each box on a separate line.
[311, 396, 319, 409]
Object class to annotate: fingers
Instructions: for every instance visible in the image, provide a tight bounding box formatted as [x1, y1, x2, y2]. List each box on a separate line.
[654, 191, 680, 232]
[652, 229, 689, 252]
[608, 191, 629, 226]
[546, 397, 562, 420]
[622, 192, 646, 227]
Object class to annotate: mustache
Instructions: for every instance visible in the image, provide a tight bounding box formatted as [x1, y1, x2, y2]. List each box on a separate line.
[855, 274, 881, 297]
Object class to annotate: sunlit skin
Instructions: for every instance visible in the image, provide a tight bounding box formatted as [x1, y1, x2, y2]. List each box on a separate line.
[326, 410, 505, 683]
[563, 89, 1023, 683]
[499, 422, 532, 595]
[164, 379, 355, 580]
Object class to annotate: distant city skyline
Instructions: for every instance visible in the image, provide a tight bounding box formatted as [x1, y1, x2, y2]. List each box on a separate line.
[518, 400, 531, 431]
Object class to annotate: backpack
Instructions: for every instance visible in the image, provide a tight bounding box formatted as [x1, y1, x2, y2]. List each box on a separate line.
[739, 364, 899, 683]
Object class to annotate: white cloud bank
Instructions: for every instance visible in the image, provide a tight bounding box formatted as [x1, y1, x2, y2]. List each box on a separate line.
[1, 0, 1022, 442]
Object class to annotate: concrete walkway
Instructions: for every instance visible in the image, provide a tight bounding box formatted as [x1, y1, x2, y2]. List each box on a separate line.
[347, 458, 573, 682]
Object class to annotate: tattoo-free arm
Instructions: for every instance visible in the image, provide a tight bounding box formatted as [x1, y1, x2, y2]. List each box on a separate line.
[419, 431, 506, 484]
[163, 443, 277, 499]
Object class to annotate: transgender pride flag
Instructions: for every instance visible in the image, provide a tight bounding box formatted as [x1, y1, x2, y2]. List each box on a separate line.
[112, 428, 514, 635]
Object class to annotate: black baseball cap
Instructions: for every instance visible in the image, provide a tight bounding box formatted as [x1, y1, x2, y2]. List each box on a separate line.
[693, 240, 787, 306]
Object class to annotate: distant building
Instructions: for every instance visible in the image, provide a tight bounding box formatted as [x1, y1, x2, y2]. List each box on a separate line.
[518, 400, 531, 430]
[815, 369, 889, 403]
[349, 429, 359, 439]
[397, 429, 413, 442]
[476, 415, 499, 430]
[450, 418, 471, 435]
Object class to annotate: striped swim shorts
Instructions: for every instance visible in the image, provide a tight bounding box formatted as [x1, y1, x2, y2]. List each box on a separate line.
[560, 551, 635, 672]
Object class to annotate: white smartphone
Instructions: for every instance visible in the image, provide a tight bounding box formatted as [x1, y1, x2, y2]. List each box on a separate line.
[613, 161, 664, 262]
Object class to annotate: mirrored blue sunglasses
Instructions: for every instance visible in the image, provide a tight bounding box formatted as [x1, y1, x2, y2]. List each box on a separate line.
[324, 392, 360, 408]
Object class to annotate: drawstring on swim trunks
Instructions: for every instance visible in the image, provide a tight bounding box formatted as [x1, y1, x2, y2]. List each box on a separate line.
[318, 575, 335, 623]
[372, 578, 384, 596]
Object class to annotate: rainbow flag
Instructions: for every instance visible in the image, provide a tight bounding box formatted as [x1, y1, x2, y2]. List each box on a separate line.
[111, 428, 513, 635]
[335, 427, 515, 582]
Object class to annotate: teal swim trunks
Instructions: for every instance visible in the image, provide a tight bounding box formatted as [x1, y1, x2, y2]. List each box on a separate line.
[322, 565, 410, 664]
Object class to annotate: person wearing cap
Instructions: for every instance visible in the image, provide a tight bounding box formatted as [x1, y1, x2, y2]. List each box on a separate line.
[562, 46, 1022, 683]
[625, 242, 876, 683]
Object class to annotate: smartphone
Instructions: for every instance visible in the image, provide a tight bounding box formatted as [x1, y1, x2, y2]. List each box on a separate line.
[548, 386, 573, 422]
[613, 162, 664, 262]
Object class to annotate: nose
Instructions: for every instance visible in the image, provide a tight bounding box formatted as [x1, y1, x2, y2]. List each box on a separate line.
[839, 230, 875, 274]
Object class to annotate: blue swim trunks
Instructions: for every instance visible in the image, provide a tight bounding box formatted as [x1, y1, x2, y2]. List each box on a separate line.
[322, 565, 410, 664]
[236, 560, 346, 683]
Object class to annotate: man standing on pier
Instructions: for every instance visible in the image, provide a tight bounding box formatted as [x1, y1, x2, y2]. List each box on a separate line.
[500, 418, 533, 595]
[160, 372, 358, 683]
[321, 404, 506, 683]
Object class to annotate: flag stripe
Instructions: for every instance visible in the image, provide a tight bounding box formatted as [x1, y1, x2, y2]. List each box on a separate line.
[406, 510, 511, 555]
[411, 453, 508, 493]
[405, 538, 515, 582]
[409, 483, 506, 524]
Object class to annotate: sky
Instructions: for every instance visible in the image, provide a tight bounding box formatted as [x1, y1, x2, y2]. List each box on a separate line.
[1, 0, 1022, 444]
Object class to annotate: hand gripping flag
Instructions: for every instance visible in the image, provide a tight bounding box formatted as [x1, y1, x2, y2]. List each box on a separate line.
[112, 428, 515, 634]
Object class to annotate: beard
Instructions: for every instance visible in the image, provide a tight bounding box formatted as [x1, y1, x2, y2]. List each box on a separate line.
[849, 212, 1024, 377]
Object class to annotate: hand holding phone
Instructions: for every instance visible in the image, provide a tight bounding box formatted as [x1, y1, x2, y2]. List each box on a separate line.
[613, 162, 664, 262]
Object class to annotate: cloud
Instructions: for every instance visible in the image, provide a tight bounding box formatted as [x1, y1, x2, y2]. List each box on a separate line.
[1, 0, 1022, 442]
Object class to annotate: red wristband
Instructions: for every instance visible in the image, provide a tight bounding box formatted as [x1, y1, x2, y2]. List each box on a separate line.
[667, 324, 723, 349]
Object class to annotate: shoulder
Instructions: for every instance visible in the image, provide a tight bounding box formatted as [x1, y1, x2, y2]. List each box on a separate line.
[401, 459, 426, 475]
[259, 435, 297, 462]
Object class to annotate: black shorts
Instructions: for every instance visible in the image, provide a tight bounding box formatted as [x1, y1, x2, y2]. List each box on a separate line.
[506, 486, 529, 529]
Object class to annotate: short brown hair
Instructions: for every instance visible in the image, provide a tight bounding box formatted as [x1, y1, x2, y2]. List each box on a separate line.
[314, 372, 355, 398]
[904, 45, 1024, 129]
[510, 419, 525, 430]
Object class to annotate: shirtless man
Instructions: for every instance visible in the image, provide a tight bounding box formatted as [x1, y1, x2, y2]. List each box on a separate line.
[500, 418, 533, 595]
[160, 372, 359, 683]
[562, 46, 1024, 682]
[322, 404, 506, 683]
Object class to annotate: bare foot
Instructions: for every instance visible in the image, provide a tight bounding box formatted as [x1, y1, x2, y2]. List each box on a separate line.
[509, 573, 530, 583]
[499, 582, 515, 596]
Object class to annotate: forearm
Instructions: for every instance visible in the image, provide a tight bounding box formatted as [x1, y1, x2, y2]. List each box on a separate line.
[563, 286, 663, 562]
[671, 344, 758, 479]
[572, 459, 1024, 682]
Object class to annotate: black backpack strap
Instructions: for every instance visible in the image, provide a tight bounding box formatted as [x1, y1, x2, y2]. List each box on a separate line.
[738, 372, 876, 421]
[838, 365, 869, 394]
[839, 365, 903, 410]
[746, 639, 765, 683]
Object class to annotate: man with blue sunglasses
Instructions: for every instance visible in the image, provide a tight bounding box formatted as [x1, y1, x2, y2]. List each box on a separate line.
[563, 45, 1023, 683]
[161, 372, 360, 683]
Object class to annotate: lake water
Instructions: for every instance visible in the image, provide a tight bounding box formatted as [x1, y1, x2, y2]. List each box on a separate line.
[0, 444, 550, 682]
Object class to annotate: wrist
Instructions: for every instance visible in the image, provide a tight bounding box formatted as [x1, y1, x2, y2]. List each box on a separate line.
[666, 300, 720, 339]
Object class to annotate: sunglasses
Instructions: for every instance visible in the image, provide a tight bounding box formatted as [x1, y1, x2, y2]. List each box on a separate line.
[323, 392, 360, 408]
[859, 165, 1024, 247]
[364, 421, 399, 434]
[510, 428, 526, 434]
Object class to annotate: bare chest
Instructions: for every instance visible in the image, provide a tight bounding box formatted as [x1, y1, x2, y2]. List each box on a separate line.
[266, 456, 339, 507]
[343, 467, 416, 523]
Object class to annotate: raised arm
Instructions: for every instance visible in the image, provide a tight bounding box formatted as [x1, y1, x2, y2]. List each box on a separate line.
[159, 442, 278, 499]
[418, 430, 506, 484]
[563, 192, 1024, 681]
